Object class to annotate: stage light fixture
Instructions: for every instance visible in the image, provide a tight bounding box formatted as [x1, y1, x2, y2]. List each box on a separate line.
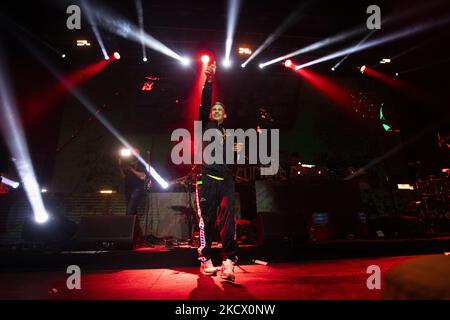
[181, 57, 190, 66]
[201, 55, 210, 64]
[238, 47, 252, 55]
[331, 67, 335, 71]
[99, 190, 115, 194]
[76, 40, 91, 47]
[62, 54, 66, 59]
[222, 59, 232, 68]
[284, 59, 292, 68]
[113, 52, 121, 60]
[398, 184, 414, 190]
[0, 176, 20, 189]
[120, 148, 132, 157]
[143, 57, 147, 62]
[360, 65, 366, 73]
[35, 212, 49, 223]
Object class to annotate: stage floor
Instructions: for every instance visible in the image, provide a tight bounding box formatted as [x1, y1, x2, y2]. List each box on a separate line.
[0, 254, 437, 300]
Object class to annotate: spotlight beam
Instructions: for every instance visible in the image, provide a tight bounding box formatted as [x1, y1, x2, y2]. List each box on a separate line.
[85, 2, 186, 63]
[224, 0, 242, 65]
[295, 68, 355, 108]
[295, 14, 450, 70]
[23, 59, 111, 124]
[242, 1, 309, 68]
[0, 49, 48, 223]
[135, 0, 147, 62]
[333, 30, 376, 70]
[82, 0, 108, 59]
[363, 66, 409, 89]
[260, 2, 449, 69]
[259, 24, 368, 68]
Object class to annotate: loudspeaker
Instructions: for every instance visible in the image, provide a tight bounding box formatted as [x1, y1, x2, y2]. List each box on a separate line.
[74, 215, 140, 250]
[22, 215, 77, 244]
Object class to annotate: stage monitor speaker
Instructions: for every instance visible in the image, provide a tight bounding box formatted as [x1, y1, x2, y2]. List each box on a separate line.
[74, 215, 139, 250]
[368, 215, 429, 239]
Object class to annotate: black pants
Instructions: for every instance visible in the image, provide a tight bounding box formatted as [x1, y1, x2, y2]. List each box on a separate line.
[125, 188, 145, 215]
[195, 174, 238, 263]
[125, 188, 145, 246]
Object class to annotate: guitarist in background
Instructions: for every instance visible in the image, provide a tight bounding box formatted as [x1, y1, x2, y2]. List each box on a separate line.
[118, 148, 147, 215]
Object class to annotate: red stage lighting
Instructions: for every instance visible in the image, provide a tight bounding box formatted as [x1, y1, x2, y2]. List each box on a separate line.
[296, 68, 355, 108]
[201, 55, 210, 64]
[22, 59, 110, 123]
[284, 59, 293, 68]
[113, 52, 121, 60]
[363, 66, 414, 93]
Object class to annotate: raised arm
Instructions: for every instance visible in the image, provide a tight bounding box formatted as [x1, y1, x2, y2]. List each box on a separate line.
[199, 62, 216, 121]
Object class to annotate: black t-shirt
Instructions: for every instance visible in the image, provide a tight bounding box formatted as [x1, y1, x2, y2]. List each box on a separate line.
[123, 160, 146, 192]
[198, 81, 233, 178]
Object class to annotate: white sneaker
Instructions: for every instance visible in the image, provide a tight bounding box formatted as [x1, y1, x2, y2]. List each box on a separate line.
[200, 259, 217, 276]
[220, 259, 235, 281]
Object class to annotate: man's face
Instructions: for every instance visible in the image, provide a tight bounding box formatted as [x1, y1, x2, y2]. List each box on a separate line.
[209, 104, 226, 124]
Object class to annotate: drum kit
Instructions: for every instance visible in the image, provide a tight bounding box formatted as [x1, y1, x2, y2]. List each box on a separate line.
[409, 161, 450, 222]
[410, 161, 449, 197]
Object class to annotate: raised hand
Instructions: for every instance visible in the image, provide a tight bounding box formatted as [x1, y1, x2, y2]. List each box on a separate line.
[205, 61, 216, 82]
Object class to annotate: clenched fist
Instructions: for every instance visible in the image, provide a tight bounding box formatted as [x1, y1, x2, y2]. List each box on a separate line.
[205, 61, 216, 82]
